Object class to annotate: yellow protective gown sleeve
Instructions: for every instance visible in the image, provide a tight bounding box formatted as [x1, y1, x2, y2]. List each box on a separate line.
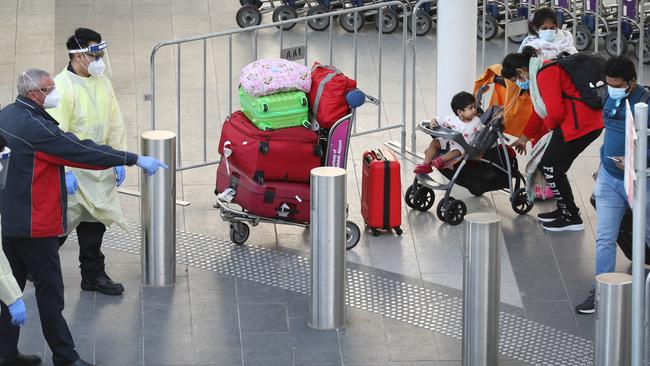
[0, 226, 21, 306]
[47, 68, 129, 233]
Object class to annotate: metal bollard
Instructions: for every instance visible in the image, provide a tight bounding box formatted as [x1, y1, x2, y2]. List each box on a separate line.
[140, 130, 176, 287]
[594, 273, 632, 366]
[462, 213, 502, 366]
[309, 167, 346, 330]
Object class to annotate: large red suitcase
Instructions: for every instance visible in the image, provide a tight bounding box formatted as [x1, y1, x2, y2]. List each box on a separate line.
[215, 160, 310, 223]
[361, 149, 402, 236]
[217, 111, 322, 184]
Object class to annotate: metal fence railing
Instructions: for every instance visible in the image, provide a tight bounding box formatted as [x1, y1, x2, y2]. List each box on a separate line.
[148, 2, 409, 171]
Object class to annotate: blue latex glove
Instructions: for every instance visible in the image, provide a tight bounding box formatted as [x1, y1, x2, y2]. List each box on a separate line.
[8, 298, 26, 326]
[65, 171, 78, 194]
[114, 166, 125, 187]
[136, 156, 168, 176]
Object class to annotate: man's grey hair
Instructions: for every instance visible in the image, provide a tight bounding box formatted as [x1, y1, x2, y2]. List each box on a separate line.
[16, 69, 50, 97]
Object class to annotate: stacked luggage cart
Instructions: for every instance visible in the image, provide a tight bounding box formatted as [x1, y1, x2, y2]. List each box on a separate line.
[214, 59, 375, 250]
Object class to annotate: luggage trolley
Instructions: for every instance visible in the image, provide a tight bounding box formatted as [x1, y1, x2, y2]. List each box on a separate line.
[237, 0, 337, 30]
[577, 0, 618, 51]
[603, 0, 650, 64]
[214, 89, 379, 250]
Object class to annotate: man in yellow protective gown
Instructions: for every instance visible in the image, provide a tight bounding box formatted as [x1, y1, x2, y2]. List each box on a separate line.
[48, 28, 127, 296]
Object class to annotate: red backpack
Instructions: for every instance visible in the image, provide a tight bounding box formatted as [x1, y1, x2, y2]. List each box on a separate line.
[308, 63, 357, 129]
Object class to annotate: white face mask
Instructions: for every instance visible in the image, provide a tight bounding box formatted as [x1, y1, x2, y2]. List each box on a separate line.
[43, 88, 62, 109]
[87, 58, 105, 77]
[538, 29, 557, 42]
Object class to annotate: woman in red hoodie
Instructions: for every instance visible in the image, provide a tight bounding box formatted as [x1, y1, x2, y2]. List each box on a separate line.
[504, 47, 603, 232]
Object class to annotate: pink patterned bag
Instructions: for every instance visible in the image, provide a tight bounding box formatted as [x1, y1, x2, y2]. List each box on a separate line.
[239, 58, 312, 97]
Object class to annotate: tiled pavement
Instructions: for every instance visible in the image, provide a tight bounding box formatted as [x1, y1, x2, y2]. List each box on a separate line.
[2, 0, 650, 365]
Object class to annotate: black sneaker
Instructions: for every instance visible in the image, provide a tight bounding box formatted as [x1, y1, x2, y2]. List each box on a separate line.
[537, 208, 562, 223]
[575, 289, 595, 314]
[0, 353, 41, 366]
[542, 212, 584, 232]
[81, 276, 124, 296]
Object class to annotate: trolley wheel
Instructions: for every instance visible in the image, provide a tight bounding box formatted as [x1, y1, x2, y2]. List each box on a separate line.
[240, 0, 263, 8]
[229, 223, 250, 245]
[273, 5, 298, 30]
[511, 187, 534, 215]
[307, 5, 330, 31]
[374, 8, 399, 34]
[371, 227, 380, 236]
[407, 10, 432, 37]
[394, 227, 403, 236]
[635, 42, 650, 64]
[605, 32, 628, 57]
[508, 34, 526, 43]
[236, 5, 262, 28]
[477, 14, 498, 41]
[339, 12, 364, 33]
[443, 199, 467, 226]
[346, 220, 361, 250]
[574, 24, 593, 51]
[436, 196, 454, 222]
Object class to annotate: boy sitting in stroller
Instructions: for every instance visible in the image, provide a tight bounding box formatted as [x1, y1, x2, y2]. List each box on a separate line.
[414, 91, 483, 174]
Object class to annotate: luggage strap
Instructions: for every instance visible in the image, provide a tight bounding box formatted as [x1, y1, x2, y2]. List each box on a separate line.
[312, 67, 342, 119]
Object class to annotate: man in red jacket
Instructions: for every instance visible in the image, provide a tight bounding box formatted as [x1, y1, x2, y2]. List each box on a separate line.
[0, 68, 166, 366]
[502, 47, 604, 232]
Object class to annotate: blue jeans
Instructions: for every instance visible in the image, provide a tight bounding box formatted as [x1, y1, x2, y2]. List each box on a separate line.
[594, 167, 650, 276]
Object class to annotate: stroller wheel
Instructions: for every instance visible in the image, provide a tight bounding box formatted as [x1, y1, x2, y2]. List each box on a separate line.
[229, 223, 250, 245]
[436, 196, 454, 222]
[345, 220, 361, 250]
[444, 199, 467, 226]
[511, 187, 534, 215]
[404, 185, 416, 208]
[410, 186, 435, 212]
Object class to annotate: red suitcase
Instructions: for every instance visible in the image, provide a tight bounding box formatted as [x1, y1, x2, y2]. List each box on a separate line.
[361, 149, 402, 236]
[215, 160, 310, 223]
[217, 111, 322, 184]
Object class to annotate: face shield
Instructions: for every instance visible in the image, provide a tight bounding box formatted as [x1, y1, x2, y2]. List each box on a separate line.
[69, 40, 113, 78]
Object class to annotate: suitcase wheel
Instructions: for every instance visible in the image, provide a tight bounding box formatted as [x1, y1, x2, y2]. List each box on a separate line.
[371, 228, 381, 237]
[345, 220, 361, 250]
[229, 223, 250, 245]
[394, 227, 403, 236]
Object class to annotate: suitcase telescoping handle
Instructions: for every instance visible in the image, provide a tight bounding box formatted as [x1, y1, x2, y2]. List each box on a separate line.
[363, 149, 386, 165]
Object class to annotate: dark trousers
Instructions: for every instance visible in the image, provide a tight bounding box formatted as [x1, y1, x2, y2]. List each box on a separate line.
[58, 222, 107, 281]
[539, 127, 602, 213]
[0, 236, 79, 365]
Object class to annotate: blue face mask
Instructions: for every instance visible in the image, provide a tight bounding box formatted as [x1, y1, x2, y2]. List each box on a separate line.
[538, 29, 557, 42]
[516, 79, 530, 90]
[607, 85, 629, 101]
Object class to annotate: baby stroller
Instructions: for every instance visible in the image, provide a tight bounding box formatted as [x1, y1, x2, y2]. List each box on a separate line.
[404, 105, 533, 225]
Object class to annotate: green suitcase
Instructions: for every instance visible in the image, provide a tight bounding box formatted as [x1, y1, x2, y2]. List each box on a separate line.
[239, 88, 310, 131]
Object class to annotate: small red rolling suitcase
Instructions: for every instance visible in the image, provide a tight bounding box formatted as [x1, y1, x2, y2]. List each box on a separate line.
[361, 149, 403, 236]
[217, 111, 322, 184]
[215, 160, 311, 223]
